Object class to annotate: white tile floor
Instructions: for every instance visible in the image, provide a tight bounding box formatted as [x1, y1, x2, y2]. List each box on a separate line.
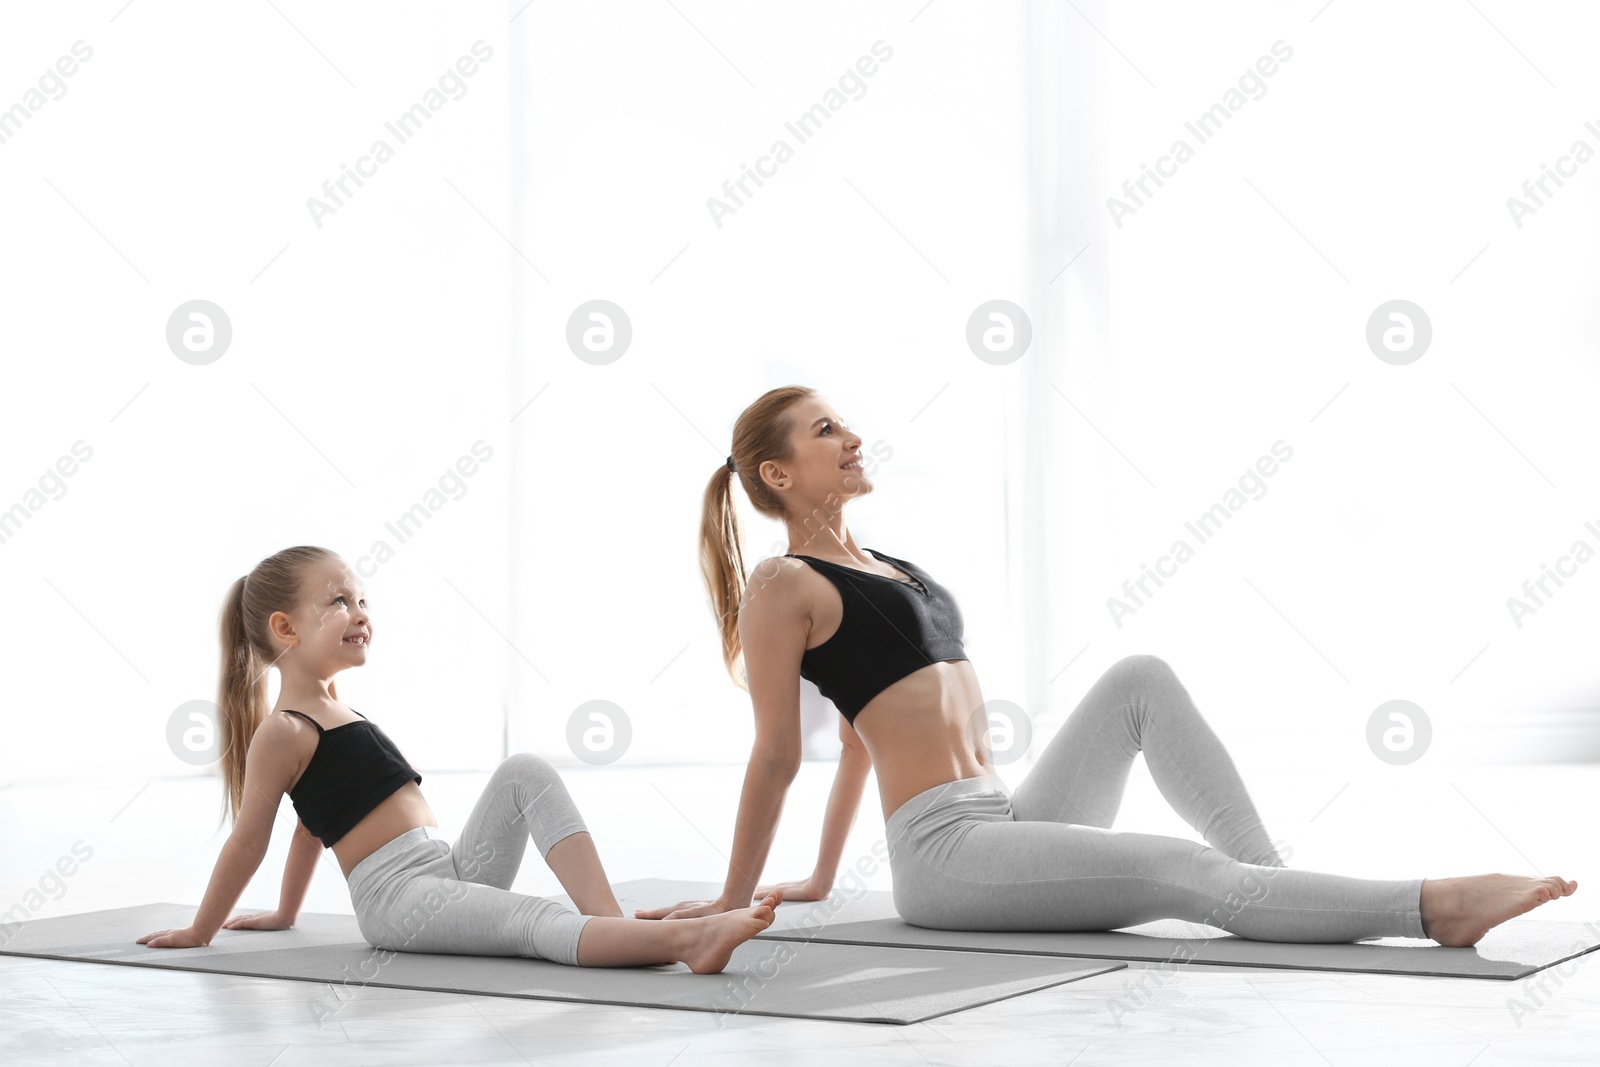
[2, 759, 1596, 1065]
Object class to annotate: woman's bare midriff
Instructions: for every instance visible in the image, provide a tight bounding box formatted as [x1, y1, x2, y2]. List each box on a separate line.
[852, 660, 994, 824]
[784, 553, 994, 823]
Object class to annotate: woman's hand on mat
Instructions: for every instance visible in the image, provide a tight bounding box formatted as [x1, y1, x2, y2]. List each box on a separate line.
[220, 910, 294, 932]
[637, 886, 796, 920]
[633, 898, 739, 920]
[754, 877, 828, 902]
[135, 926, 210, 949]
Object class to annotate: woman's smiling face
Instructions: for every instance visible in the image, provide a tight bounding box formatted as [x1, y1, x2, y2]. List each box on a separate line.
[772, 396, 872, 504]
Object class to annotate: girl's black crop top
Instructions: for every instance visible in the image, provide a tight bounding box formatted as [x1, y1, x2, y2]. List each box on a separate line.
[783, 548, 969, 726]
[281, 709, 421, 848]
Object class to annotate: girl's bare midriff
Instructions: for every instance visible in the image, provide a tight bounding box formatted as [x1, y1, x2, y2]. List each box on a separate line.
[327, 783, 438, 879]
[280, 719, 440, 879]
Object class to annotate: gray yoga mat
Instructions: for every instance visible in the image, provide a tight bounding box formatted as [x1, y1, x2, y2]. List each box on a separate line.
[589, 879, 1600, 981]
[0, 902, 1124, 1025]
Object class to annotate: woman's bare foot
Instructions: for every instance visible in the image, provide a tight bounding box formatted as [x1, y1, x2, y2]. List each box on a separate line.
[1420, 874, 1578, 947]
[676, 891, 782, 974]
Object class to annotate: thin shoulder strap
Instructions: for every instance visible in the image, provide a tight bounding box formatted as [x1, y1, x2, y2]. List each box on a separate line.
[352, 709, 368, 720]
[783, 553, 852, 588]
[281, 709, 323, 734]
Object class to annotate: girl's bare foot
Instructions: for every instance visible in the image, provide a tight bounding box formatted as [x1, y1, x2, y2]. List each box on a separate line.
[1420, 874, 1578, 947]
[676, 891, 782, 974]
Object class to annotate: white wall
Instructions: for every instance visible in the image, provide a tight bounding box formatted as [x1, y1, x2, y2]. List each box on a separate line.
[6, 0, 1595, 792]
[0, 4, 514, 786]
[1038, 0, 1600, 770]
[507, 3, 1033, 765]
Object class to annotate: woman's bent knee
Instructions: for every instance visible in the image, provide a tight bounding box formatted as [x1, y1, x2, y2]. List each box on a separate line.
[1115, 653, 1171, 681]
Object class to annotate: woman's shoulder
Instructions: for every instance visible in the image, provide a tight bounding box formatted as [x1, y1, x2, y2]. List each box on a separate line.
[751, 552, 812, 577]
[741, 554, 816, 610]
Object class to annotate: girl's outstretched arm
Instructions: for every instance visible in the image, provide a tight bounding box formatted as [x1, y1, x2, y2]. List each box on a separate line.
[222, 817, 321, 932]
[275, 819, 321, 923]
[137, 716, 300, 947]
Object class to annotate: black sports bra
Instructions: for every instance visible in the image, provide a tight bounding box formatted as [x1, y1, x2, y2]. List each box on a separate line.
[281, 709, 421, 849]
[783, 548, 969, 725]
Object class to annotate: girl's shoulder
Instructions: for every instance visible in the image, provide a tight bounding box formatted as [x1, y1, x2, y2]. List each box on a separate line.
[256, 710, 321, 748]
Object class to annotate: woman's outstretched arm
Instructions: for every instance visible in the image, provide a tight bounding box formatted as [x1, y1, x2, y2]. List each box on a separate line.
[809, 719, 871, 893]
[717, 746, 800, 909]
[712, 570, 808, 909]
[638, 566, 810, 920]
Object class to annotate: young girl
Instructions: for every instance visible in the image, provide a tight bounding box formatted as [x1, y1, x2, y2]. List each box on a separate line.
[640, 385, 1578, 946]
[136, 545, 779, 972]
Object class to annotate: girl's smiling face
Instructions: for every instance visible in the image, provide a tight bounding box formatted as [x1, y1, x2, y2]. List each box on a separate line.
[271, 557, 372, 668]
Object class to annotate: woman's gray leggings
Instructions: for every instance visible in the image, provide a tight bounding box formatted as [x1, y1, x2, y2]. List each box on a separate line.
[346, 753, 595, 965]
[886, 655, 1427, 942]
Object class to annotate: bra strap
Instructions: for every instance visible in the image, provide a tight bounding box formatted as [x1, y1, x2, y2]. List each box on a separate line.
[281, 709, 324, 734]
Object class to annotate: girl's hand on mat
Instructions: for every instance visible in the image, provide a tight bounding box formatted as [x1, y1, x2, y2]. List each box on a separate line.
[754, 878, 827, 902]
[135, 926, 209, 949]
[221, 910, 294, 932]
[634, 898, 736, 920]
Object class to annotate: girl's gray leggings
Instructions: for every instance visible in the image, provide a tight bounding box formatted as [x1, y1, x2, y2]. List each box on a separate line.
[886, 655, 1427, 942]
[346, 753, 594, 965]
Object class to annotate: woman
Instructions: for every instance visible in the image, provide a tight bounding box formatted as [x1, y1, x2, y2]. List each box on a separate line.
[136, 545, 778, 972]
[637, 386, 1576, 946]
